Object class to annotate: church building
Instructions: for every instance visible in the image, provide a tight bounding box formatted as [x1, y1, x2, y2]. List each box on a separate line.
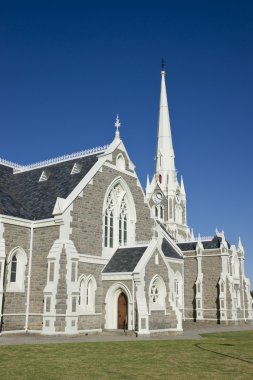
[0, 68, 252, 335]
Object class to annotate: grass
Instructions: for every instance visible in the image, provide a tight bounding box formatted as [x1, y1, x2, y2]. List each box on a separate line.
[0, 331, 253, 379]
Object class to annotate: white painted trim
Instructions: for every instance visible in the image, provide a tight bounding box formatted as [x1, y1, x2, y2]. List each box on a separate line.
[25, 223, 34, 331]
[79, 254, 108, 265]
[103, 162, 137, 178]
[102, 274, 133, 281]
[149, 328, 183, 333]
[0, 215, 56, 228]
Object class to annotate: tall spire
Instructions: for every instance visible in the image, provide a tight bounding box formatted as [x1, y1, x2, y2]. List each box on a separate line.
[115, 114, 121, 139]
[155, 63, 176, 189]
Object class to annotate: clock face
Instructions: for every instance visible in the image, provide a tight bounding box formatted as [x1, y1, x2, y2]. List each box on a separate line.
[153, 192, 163, 204]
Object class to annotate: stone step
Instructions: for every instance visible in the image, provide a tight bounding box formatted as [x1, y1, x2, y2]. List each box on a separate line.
[102, 329, 137, 337]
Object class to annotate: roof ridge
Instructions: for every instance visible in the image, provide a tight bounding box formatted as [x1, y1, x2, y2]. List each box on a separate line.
[12, 144, 109, 174]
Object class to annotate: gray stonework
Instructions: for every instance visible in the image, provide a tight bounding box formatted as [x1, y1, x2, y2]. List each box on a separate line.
[183, 253, 197, 320]
[77, 262, 104, 330]
[55, 247, 67, 332]
[202, 254, 221, 320]
[144, 249, 178, 330]
[70, 164, 153, 255]
[2, 224, 31, 331]
[29, 226, 59, 330]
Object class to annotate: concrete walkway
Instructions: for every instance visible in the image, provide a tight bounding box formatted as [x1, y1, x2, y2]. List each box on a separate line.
[0, 324, 253, 346]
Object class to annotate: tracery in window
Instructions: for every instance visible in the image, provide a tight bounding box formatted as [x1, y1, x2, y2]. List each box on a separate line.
[79, 275, 97, 313]
[149, 275, 166, 310]
[119, 196, 128, 245]
[104, 193, 114, 248]
[103, 179, 136, 250]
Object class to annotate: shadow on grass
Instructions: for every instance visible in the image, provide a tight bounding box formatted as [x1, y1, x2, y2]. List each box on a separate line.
[195, 343, 253, 365]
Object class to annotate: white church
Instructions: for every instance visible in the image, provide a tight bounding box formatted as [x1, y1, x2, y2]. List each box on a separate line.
[0, 67, 252, 335]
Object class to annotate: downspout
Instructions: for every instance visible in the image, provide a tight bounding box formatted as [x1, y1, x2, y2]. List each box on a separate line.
[132, 276, 135, 331]
[25, 222, 34, 333]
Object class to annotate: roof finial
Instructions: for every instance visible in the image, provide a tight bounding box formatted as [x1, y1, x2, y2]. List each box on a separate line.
[161, 58, 165, 72]
[115, 114, 121, 138]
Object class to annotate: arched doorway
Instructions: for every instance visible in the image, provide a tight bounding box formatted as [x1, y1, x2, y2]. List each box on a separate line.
[117, 292, 128, 329]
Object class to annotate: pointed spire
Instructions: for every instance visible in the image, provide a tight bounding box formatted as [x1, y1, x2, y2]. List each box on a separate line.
[180, 175, 186, 196]
[191, 228, 195, 241]
[155, 64, 175, 188]
[238, 236, 244, 254]
[115, 114, 121, 138]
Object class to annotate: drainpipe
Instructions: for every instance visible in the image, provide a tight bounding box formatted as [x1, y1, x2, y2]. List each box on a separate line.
[25, 222, 34, 333]
[132, 276, 135, 331]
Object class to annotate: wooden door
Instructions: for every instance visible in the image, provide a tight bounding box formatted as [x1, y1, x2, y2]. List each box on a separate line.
[117, 292, 127, 329]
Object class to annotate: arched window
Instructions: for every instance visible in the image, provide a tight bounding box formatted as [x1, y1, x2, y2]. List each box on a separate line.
[104, 193, 114, 248]
[103, 179, 136, 252]
[158, 174, 162, 184]
[7, 247, 27, 292]
[116, 154, 125, 171]
[79, 275, 97, 314]
[155, 206, 158, 218]
[149, 275, 166, 310]
[10, 255, 17, 282]
[119, 196, 128, 245]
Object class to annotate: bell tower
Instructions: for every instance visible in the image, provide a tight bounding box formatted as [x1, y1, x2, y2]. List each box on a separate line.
[146, 65, 190, 241]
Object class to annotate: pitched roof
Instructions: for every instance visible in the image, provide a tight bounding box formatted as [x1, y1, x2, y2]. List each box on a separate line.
[102, 246, 148, 273]
[177, 236, 231, 251]
[161, 238, 183, 260]
[0, 153, 100, 220]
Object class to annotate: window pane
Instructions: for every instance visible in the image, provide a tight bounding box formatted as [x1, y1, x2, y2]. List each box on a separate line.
[10, 255, 17, 283]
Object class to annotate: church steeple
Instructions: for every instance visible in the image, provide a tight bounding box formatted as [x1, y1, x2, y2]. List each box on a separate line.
[155, 65, 176, 191]
[146, 65, 191, 242]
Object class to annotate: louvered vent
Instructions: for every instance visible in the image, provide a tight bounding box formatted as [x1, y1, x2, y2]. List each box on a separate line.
[39, 170, 50, 182]
[71, 162, 82, 175]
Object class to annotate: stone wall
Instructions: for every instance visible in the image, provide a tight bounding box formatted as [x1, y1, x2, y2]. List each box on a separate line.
[29, 225, 59, 330]
[144, 250, 177, 330]
[2, 224, 31, 331]
[183, 253, 197, 320]
[202, 253, 221, 319]
[70, 151, 153, 255]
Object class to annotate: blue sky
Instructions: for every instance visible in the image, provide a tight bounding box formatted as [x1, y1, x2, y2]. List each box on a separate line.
[0, 1, 252, 285]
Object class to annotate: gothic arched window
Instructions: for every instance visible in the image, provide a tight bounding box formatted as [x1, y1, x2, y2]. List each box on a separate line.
[10, 255, 17, 282]
[79, 275, 97, 314]
[104, 193, 114, 248]
[119, 196, 128, 245]
[103, 179, 136, 252]
[149, 275, 166, 310]
[7, 247, 27, 292]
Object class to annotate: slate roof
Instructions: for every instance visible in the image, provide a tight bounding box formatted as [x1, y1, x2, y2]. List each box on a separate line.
[161, 238, 183, 260]
[102, 246, 147, 273]
[157, 221, 175, 240]
[0, 153, 100, 220]
[177, 236, 231, 251]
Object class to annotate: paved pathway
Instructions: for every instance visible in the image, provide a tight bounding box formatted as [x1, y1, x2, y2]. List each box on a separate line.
[0, 324, 252, 346]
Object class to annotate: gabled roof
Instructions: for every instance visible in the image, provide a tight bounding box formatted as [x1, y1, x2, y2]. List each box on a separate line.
[161, 238, 183, 260]
[177, 235, 231, 251]
[0, 153, 100, 219]
[102, 246, 148, 273]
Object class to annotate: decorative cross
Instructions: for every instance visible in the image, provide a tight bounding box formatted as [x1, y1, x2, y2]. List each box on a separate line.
[115, 114, 121, 136]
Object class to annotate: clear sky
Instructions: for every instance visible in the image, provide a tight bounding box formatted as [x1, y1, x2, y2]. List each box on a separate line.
[0, 1, 252, 285]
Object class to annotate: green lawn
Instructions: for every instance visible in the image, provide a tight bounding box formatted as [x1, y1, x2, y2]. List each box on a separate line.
[0, 331, 253, 379]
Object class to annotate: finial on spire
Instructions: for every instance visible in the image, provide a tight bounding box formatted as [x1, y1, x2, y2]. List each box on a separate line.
[115, 114, 121, 138]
